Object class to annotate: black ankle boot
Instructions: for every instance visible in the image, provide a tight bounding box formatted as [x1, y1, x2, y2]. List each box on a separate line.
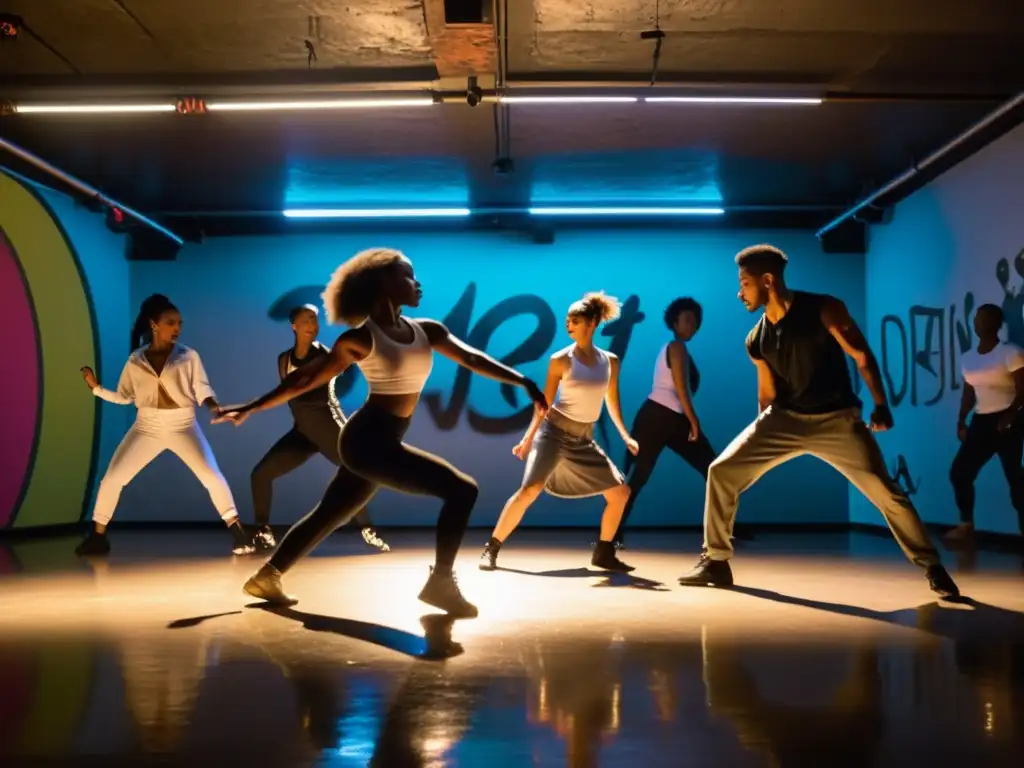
[479, 538, 501, 571]
[926, 564, 960, 598]
[75, 531, 110, 557]
[677, 554, 733, 586]
[591, 541, 634, 572]
[229, 522, 255, 556]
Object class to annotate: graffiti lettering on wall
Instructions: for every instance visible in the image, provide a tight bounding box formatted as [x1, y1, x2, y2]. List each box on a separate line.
[879, 292, 974, 408]
[997, 251, 1024, 347]
[891, 454, 920, 496]
[269, 284, 650, 436]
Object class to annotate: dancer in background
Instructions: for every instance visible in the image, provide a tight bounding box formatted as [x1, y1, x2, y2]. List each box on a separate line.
[216, 247, 547, 617]
[947, 303, 1024, 541]
[249, 304, 389, 553]
[613, 297, 716, 547]
[76, 294, 252, 556]
[479, 292, 638, 573]
[676, 245, 959, 597]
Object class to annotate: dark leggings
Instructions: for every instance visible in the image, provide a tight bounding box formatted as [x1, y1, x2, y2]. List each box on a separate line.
[950, 409, 1024, 531]
[250, 408, 371, 528]
[270, 403, 478, 574]
[615, 398, 717, 542]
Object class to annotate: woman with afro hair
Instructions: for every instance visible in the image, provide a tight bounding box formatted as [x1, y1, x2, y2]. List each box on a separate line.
[216, 247, 547, 618]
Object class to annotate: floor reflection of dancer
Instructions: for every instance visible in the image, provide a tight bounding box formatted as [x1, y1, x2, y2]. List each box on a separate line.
[249, 304, 389, 553]
[479, 292, 637, 573]
[76, 294, 253, 557]
[702, 628, 883, 768]
[217, 248, 547, 617]
[947, 303, 1024, 542]
[676, 245, 959, 597]
[614, 297, 715, 547]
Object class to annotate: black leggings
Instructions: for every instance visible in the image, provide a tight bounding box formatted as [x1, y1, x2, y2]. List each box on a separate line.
[950, 409, 1024, 531]
[250, 408, 371, 528]
[270, 403, 478, 573]
[615, 398, 717, 542]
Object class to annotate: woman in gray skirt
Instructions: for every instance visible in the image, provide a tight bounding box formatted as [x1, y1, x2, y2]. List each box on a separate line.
[479, 292, 639, 572]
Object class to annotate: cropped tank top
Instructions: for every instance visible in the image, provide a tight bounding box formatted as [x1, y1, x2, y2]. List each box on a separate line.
[552, 345, 610, 424]
[357, 317, 434, 395]
[281, 342, 334, 413]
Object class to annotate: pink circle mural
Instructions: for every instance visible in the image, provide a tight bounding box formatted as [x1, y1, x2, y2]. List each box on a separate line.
[0, 228, 39, 527]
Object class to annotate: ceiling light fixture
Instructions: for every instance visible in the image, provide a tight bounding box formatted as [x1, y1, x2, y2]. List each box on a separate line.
[14, 104, 176, 114]
[528, 206, 725, 216]
[499, 96, 639, 104]
[643, 96, 822, 105]
[283, 208, 472, 219]
[206, 97, 435, 112]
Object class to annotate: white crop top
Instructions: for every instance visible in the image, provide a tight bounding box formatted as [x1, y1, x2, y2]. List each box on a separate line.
[552, 345, 610, 424]
[648, 342, 684, 414]
[92, 345, 216, 409]
[357, 318, 434, 395]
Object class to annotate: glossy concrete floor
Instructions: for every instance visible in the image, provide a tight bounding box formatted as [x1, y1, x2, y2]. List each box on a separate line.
[1, 529, 1023, 767]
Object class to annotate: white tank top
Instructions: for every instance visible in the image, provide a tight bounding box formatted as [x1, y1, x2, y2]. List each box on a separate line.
[552, 345, 610, 424]
[648, 342, 684, 414]
[356, 318, 434, 395]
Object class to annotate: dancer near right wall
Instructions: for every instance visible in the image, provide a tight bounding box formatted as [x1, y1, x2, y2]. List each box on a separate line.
[947, 303, 1024, 541]
[676, 245, 959, 597]
[614, 297, 716, 547]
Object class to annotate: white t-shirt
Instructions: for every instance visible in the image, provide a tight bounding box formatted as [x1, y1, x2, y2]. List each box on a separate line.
[961, 342, 1024, 414]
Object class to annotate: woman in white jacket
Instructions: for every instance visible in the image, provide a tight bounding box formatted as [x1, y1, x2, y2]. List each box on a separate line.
[76, 294, 252, 556]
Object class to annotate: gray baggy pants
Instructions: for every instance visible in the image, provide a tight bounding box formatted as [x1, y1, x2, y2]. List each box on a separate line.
[704, 405, 939, 568]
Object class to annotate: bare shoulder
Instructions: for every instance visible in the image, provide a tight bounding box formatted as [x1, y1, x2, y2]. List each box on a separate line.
[334, 326, 372, 356]
[411, 317, 448, 344]
[549, 346, 572, 373]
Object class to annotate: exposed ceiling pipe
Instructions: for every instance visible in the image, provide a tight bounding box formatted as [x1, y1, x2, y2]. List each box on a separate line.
[0, 135, 184, 246]
[816, 90, 1024, 239]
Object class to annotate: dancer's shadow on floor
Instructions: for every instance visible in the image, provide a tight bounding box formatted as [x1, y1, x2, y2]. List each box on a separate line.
[496, 565, 668, 591]
[729, 585, 1024, 647]
[168, 607, 462, 660]
[253, 604, 464, 660]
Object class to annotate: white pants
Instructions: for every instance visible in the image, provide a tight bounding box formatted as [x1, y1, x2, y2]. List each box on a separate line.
[90, 408, 237, 526]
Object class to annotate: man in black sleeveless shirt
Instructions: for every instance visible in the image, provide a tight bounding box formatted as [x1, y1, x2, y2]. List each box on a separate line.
[249, 305, 389, 553]
[677, 245, 958, 597]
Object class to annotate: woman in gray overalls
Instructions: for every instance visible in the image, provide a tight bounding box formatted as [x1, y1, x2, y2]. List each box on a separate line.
[479, 292, 638, 572]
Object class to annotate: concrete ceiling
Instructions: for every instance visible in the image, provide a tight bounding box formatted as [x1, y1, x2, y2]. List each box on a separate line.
[1, 1, 1022, 232]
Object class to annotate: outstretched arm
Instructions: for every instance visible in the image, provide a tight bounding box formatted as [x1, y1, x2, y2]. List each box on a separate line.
[419, 319, 547, 407]
[605, 355, 636, 451]
[420, 319, 529, 386]
[218, 333, 361, 419]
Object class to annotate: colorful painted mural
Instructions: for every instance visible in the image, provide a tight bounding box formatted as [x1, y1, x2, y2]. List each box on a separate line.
[0, 170, 99, 528]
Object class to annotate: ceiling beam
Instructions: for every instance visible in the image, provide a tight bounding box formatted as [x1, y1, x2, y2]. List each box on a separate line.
[422, 1, 496, 79]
